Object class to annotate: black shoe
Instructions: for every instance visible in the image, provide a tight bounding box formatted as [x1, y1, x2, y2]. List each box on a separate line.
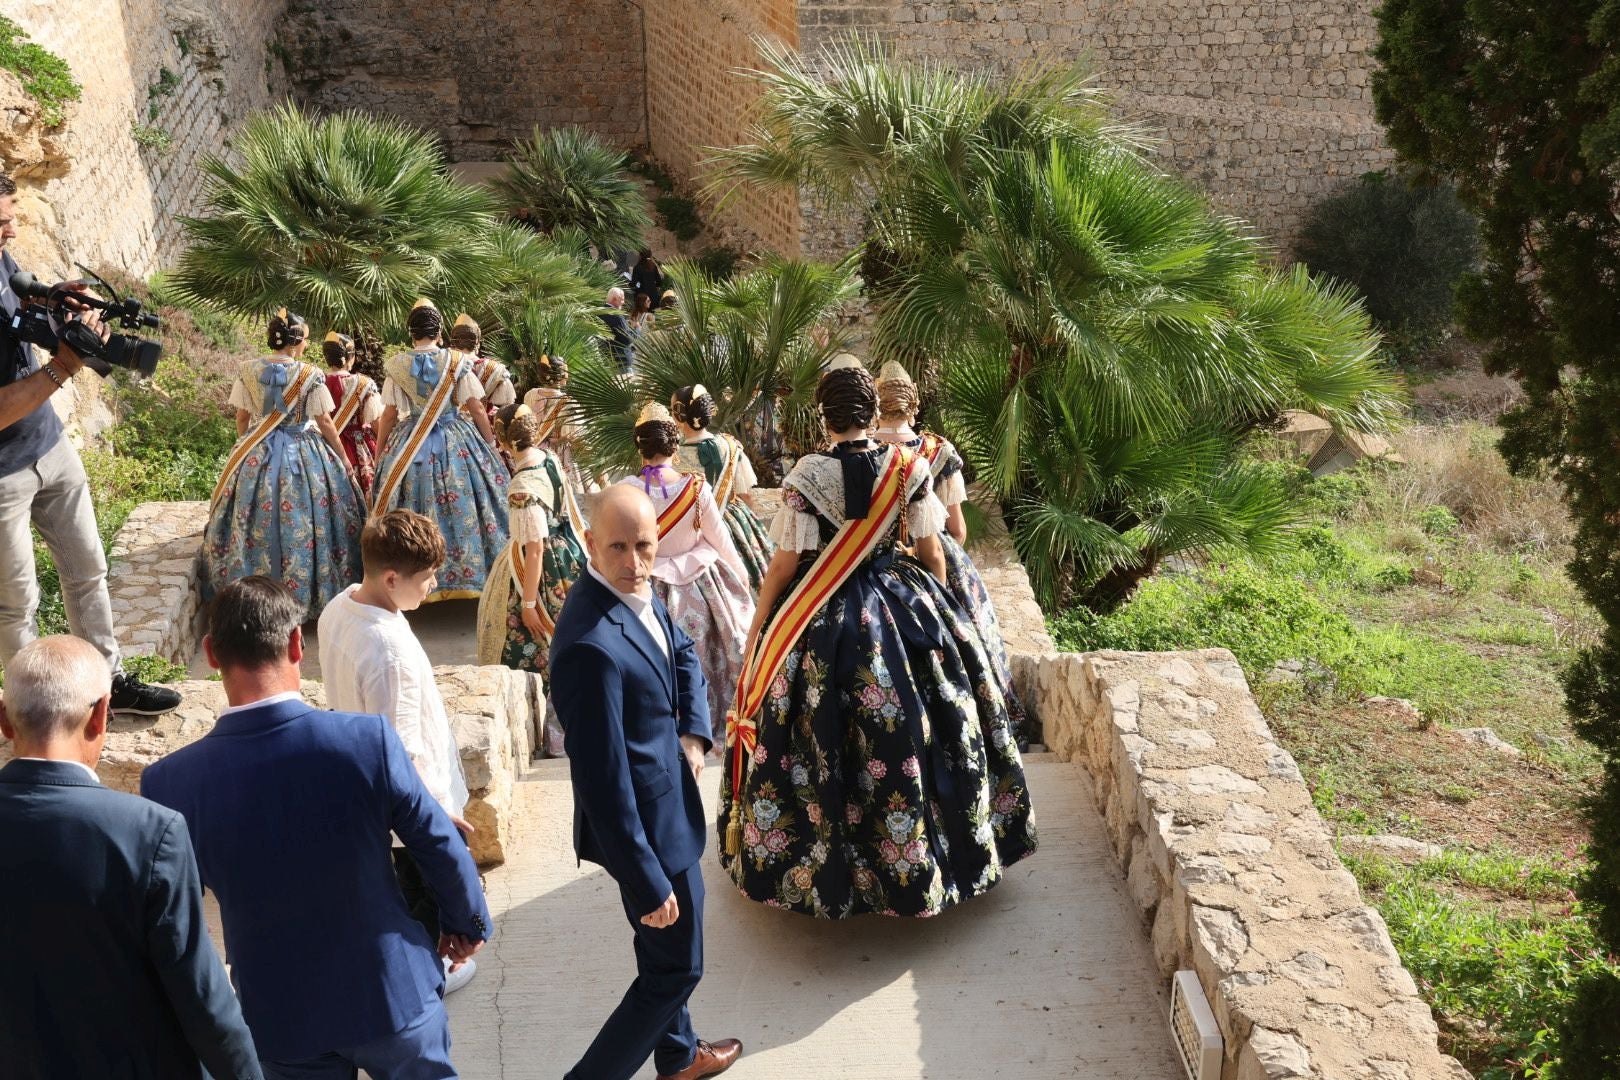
[110, 672, 182, 716]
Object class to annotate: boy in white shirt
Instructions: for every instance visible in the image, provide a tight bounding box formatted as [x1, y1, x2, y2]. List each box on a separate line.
[317, 508, 478, 992]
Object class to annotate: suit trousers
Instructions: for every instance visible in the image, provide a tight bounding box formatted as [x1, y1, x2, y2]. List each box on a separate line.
[0, 434, 119, 670]
[259, 998, 455, 1080]
[565, 864, 705, 1080]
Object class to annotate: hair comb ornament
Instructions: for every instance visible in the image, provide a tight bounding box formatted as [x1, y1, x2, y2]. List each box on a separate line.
[636, 401, 675, 426]
[827, 352, 866, 373]
[877, 360, 914, 385]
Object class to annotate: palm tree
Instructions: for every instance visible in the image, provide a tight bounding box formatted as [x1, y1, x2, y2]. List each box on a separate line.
[717, 40, 1402, 610]
[565, 256, 860, 479]
[492, 125, 652, 256]
[170, 104, 506, 347]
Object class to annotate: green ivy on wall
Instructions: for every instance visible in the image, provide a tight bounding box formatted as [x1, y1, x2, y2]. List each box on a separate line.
[0, 16, 81, 127]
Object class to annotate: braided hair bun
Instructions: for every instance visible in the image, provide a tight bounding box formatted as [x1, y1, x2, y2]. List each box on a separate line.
[634, 419, 680, 459]
[875, 361, 920, 420]
[671, 384, 716, 429]
[533, 353, 569, 389]
[407, 299, 443, 342]
[494, 403, 541, 451]
[447, 314, 481, 353]
[815, 365, 877, 433]
[322, 331, 355, 368]
[267, 309, 309, 350]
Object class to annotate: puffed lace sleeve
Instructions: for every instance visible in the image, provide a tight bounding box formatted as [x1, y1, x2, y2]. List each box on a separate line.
[769, 484, 823, 552]
[486, 365, 517, 406]
[381, 376, 413, 418]
[507, 495, 550, 546]
[452, 363, 486, 406]
[906, 463, 947, 540]
[360, 381, 385, 424]
[228, 362, 256, 412]
[935, 469, 966, 507]
[302, 370, 335, 418]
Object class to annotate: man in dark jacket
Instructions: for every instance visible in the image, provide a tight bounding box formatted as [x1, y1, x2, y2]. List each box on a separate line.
[0, 635, 261, 1079]
[550, 484, 742, 1080]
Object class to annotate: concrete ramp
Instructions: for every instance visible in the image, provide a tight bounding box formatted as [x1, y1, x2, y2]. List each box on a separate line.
[446, 758, 1180, 1079]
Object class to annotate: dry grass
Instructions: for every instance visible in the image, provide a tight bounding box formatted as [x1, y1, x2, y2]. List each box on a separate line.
[1382, 422, 1573, 554]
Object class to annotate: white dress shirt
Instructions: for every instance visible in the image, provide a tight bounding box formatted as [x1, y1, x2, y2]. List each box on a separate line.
[588, 562, 669, 659]
[316, 586, 469, 818]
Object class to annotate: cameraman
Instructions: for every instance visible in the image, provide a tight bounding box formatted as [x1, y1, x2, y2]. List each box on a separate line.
[0, 174, 179, 715]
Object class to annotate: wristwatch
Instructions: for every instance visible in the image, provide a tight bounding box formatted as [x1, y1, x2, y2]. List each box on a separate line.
[521, 599, 538, 609]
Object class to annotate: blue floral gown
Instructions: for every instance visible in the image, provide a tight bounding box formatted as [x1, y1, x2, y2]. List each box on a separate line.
[373, 349, 510, 600]
[204, 357, 365, 621]
[901, 432, 1029, 742]
[717, 441, 1036, 918]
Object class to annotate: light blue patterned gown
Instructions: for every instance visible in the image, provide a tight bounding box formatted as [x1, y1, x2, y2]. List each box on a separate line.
[203, 357, 365, 621]
[372, 348, 510, 600]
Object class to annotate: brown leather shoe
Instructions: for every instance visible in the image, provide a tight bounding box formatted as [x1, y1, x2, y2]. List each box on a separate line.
[657, 1038, 743, 1080]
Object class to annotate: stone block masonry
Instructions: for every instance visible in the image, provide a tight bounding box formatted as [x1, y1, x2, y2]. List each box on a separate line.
[105, 501, 211, 666]
[279, 0, 647, 161]
[0, 0, 291, 277]
[1013, 648, 1469, 1079]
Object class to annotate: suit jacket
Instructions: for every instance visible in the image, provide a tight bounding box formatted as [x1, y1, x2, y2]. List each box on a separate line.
[0, 757, 262, 1079]
[140, 698, 491, 1062]
[549, 570, 711, 914]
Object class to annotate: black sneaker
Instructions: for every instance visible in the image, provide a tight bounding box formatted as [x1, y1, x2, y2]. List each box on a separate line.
[110, 672, 182, 716]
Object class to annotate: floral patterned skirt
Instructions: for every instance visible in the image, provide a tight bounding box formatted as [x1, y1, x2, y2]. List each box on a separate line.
[942, 533, 1029, 744]
[653, 558, 754, 745]
[373, 414, 509, 600]
[338, 422, 378, 496]
[475, 523, 586, 674]
[717, 546, 1037, 918]
[723, 499, 775, 592]
[204, 427, 365, 622]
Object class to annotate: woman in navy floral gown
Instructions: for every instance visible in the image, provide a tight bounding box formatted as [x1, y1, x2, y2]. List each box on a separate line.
[717, 359, 1035, 919]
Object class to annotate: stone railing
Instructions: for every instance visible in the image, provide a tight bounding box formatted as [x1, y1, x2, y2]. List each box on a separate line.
[1012, 649, 1469, 1080]
[106, 501, 211, 666]
[7, 667, 542, 869]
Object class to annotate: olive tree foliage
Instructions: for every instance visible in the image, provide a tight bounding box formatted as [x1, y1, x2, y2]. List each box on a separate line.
[1373, 1, 1620, 1070]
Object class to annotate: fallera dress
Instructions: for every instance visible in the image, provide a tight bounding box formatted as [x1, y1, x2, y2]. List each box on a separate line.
[475, 446, 586, 675]
[675, 431, 775, 591]
[324, 370, 383, 496]
[204, 357, 365, 621]
[616, 465, 755, 742]
[372, 348, 509, 600]
[471, 355, 518, 470]
[717, 440, 1036, 918]
[522, 387, 590, 491]
[899, 430, 1029, 741]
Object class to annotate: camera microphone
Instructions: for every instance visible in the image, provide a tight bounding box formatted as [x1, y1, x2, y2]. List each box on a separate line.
[8, 271, 50, 301]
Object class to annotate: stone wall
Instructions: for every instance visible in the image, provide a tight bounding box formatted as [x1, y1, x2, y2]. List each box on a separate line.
[1012, 648, 1467, 1080]
[0, 0, 290, 277]
[795, 0, 1394, 257]
[279, 0, 646, 161]
[641, 0, 802, 254]
[106, 501, 210, 666]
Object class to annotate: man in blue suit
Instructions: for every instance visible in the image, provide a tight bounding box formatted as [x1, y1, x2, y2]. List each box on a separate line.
[0, 635, 261, 1079]
[550, 484, 743, 1080]
[142, 577, 492, 1080]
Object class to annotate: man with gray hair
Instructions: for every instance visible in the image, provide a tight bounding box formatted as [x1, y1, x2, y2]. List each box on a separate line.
[0, 635, 261, 1079]
[602, 285, 634, 373]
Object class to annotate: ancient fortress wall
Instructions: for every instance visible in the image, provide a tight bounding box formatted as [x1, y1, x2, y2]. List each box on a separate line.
[642, 0, 803, 255]
[277, 0, 646, 161]
[795, 0, 1394, 257]
[0, 0, 289, 279]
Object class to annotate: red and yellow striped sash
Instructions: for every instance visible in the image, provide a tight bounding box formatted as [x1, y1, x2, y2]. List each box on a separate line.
[370, 351, 462, 516]
[919, 431, 946, 473]
[477, 359, 504, 399]
[331, 374, 374, 432]
[210, 364, 316, 510]
[656, 475, 702, 539]
[725, 446, 913, 850]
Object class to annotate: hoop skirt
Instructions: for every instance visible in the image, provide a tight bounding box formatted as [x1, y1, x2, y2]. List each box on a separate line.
[476, 453, 585, 674]
[718, 445, 1036, 918]
[204, 359, 364, 621]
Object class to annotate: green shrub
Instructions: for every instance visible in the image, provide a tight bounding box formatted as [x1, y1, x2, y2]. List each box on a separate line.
[694, 245, 743, 281]
[1295, 170, 1479, 361]
[1419, 504, 1461, 536]
[654, 193, 703, 243]
[0, 16, 81, 126]
[493, 125, 652, 254]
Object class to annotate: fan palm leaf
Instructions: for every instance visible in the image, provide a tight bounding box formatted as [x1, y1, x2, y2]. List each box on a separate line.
[491, 126, 651, 254]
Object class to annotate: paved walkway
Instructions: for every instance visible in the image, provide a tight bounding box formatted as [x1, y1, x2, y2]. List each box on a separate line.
[445, 758, 1180, 1079]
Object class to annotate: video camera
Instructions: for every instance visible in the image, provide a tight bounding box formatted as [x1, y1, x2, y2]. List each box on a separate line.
[7, 266, 162, 378]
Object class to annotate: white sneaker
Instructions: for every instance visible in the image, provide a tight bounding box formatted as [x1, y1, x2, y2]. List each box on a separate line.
[443, 956, 477, 994]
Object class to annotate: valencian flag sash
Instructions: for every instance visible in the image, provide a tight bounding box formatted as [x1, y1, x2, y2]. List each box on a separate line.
[656, 475, 702, 539]
[210, 363, 318, 509]
[369, 349, 465, 516]
[724, 445, 914, 855]
[331, 373, 375, 432]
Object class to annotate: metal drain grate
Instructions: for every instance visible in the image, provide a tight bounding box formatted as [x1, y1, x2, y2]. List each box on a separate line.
[1170, 970, 1222, 1080]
